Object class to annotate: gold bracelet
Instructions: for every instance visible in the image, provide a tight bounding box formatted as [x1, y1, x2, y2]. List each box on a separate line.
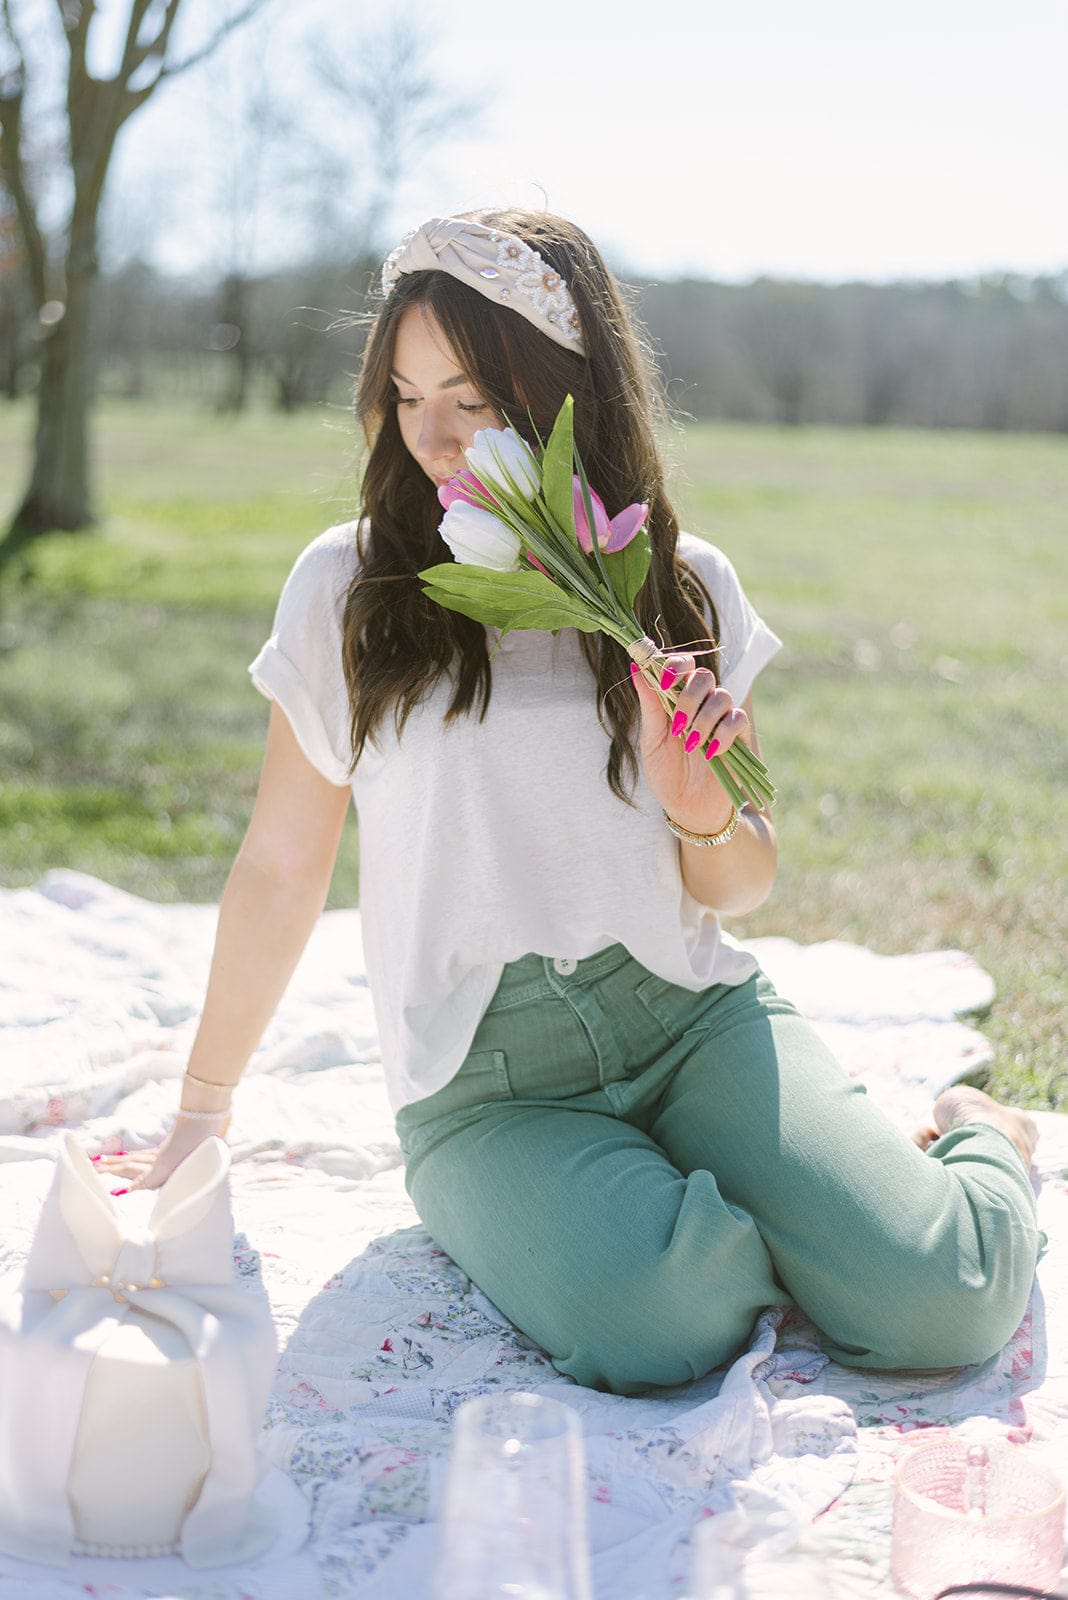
[183, 1070, 236, 1095]
[663, 805, 741, 848]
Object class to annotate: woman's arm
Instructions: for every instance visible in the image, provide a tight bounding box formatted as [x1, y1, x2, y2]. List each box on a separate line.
[631, 662, 778, 916]
[98, 703, 352, 1187]
[672, 694, 777, 915]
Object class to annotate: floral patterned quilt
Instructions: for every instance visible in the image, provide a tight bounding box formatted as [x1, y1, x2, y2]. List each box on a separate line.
[0, 871, 1064, 1600]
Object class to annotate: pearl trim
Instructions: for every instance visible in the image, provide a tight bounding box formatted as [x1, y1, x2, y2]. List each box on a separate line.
[73, 1537, 179, 1558]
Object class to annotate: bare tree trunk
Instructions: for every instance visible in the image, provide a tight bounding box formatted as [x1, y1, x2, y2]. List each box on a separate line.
[0, 307, 20, 399]
[215, 273, 254, 413]
[9, 233, 97, 539]
[0, 0, 269, 561]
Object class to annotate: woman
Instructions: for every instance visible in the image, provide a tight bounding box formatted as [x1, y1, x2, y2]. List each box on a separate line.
[100, 210, 1040, 1396]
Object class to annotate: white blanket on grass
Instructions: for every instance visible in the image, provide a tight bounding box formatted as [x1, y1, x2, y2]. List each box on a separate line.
[0, 870, 1065, 1600]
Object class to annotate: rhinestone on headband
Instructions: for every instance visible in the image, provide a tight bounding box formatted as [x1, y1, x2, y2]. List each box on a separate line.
[495, 237, 581, 342]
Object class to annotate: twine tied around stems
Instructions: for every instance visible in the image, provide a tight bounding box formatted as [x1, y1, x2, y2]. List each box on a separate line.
[626, 636, 662, 672]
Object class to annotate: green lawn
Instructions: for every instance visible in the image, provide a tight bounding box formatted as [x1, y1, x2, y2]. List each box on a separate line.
[1, 400, 1065, 1110]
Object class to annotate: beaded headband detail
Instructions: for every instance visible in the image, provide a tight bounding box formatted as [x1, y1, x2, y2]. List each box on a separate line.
[381, 216, 585, 355]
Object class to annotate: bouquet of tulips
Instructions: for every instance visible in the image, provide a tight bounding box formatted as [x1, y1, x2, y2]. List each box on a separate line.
[419, 396, 775, 813]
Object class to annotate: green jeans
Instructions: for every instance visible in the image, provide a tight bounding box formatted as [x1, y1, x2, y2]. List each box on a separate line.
[396, 946, 1040, 1395]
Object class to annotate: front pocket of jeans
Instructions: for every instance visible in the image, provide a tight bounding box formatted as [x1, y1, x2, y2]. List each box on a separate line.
[454, 1048, 512, 1103]
[634, 973, 701, 1041]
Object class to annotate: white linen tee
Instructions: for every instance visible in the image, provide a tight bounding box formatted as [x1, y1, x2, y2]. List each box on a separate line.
[249, 522, 782, 1112]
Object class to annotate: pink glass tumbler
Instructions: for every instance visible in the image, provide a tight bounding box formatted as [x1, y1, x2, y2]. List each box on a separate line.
[891, 1439, 1066, 1600]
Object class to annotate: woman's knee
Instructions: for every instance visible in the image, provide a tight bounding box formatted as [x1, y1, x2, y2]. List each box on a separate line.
[550, 1258, 768, 1394]
[823, 1220, 1039, 1371]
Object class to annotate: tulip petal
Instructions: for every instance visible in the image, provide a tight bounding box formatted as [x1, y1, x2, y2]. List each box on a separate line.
[572, 477, 610, 553]
[438, 470, 493, 511]
[465, 427, 540, 500]
[438, 500, 523, 570]
[603, 502, 648, 552]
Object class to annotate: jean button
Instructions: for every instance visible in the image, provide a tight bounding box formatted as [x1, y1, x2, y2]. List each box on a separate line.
[553, 957, 577, 976]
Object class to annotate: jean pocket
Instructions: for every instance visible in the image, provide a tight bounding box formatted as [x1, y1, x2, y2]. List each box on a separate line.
[634, 973, 706, 1042]
[396, 1048, 512, 1166]
[455, 1048, 512, 1103]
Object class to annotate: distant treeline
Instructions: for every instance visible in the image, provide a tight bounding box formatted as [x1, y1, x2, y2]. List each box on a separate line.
[640, 275, 1068, 432]
[3, 258, 1066, 432]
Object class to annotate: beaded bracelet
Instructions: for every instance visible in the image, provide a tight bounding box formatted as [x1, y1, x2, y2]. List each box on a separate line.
[663, 805, 741, 848]
[184, 1070, 235, 1094]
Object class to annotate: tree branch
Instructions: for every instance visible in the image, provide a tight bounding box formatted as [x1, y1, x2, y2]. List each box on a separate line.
[0, 0, 25, 72]
[0, 0, 47, 305]
[70, 1, 97, 70]
[118, 0, 156, 81]
[158, 0, 270, 80]
[0, 111, 49, 309]
[49, 0, 95, 57]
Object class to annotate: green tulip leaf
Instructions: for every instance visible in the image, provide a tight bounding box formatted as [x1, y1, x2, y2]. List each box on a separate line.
[540, 394, 577, 540]
[600, 524, 652, 610]
[419, 563, 600, 633]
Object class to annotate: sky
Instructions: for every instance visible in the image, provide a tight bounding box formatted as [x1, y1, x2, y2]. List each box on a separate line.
[104, 0, 1067, 285]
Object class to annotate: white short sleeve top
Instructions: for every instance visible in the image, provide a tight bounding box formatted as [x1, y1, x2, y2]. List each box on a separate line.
[249, 523, 782, 1111]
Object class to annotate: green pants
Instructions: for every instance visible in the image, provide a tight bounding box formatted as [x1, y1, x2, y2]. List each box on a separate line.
[396, 946, 1040, 1395]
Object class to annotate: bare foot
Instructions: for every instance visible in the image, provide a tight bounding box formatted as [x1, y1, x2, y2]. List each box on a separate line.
[923, 1085, 1039, 1169]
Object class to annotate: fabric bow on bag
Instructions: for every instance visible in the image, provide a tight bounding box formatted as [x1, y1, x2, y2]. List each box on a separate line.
[0, 1134, 278, 1567]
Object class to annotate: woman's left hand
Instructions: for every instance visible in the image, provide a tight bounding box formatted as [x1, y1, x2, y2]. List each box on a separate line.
[630, 651, 749, 831]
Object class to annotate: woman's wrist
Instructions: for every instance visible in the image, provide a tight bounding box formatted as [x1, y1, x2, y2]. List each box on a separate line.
[660, 792, 737, 842]
[179, 1067, 238, 1114]
[664, 805, 742, 849]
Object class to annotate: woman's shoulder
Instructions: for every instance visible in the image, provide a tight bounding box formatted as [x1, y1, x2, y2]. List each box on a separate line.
[285, 519, 364, 585]
[675, 530, 743, 596]
[271, 519, 364, 618]
[674, 530, 755, 628]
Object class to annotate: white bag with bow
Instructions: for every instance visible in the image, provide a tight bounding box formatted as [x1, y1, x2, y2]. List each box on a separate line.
[0, 1133, 278, 1567]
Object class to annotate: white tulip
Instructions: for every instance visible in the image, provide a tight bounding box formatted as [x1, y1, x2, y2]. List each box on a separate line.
[439, 499, 524, 571]
[464, 427, 540, 501]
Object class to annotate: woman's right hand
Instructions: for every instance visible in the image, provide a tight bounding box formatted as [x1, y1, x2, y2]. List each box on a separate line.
[93, 1113, 230, 1192]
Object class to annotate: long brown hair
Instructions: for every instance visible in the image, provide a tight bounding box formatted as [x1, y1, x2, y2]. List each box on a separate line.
[342, 206, 718, 801]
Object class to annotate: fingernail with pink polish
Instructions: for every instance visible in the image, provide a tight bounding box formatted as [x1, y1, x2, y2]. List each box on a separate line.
[705, 739, 721, 759]
[671, 711, 688, 738]
[629, 662, 639, 680]
[113, 1150, 127, 1157]
[684, 730, 702, 753]
[89, 1154, 102, 1163]
[110, 1187, 129, 1197]
[660, 668, 677, 691]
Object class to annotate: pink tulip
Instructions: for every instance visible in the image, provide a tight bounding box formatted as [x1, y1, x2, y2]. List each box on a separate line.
[437, 470, 496, 512]
[572, 477, 648, 553]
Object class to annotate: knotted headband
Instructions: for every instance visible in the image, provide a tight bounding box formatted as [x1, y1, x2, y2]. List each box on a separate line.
[381, 216, 586, 355]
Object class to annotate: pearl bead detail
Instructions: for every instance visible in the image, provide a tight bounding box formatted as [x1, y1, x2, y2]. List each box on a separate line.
[73, 1537, 179, 1557]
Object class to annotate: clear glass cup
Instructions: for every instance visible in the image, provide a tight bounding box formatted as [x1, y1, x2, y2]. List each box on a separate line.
[891, 1439, 1066, 1600]
[435, 1390, 592, 1600]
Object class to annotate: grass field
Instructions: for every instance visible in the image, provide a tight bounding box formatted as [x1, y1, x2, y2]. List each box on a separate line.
[0, 399, 1065, 1109]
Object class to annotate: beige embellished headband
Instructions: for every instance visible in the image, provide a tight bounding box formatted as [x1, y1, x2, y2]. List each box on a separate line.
[381, 216, 586, 355]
